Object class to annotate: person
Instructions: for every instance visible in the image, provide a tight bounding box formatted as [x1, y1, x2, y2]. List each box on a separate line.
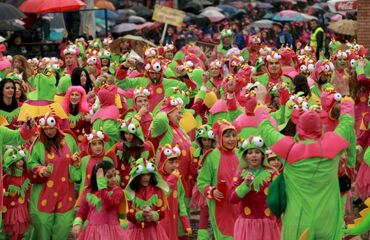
[273, 22, 293, 49]
[14, 80, 27, 105]
[71, 161, 128, 240]
[28, 112, 80, 240]
[0, 79, 20, 129]
[197, 119, 240, 239]
[230, 136, 280, 240]
[309, 19, 325, 60]
[253, 83, 354, 239]
[266, 150, 283, 174]
[71, 67, 94, 96]
[157, 144, 192, 240]
[125, 158, 169, 240]
[2, 146, 31, 240]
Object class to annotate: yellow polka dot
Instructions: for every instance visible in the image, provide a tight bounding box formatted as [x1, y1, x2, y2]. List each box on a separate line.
[182, 150, 187, 157]
[193, 159, 198, 163]
[68, 197, 73, 202]
[161, 207, 166, 211]
[173, 190, 178, 198]
[10, 201, 15, 206]
[173, 214, 176, 219]
[18, 197, 25, 204]
[47, 180, 54, 188]
[156, 87, 163, 94]
[57, 202, 63, 209]
[33, 174, 37, 179]
[233, 177, 238, 182]
[2, 206, 7, 213]
[78, 135, 84, 141]
[53, 192, 58, 197]
[9, 191, 16, 197]
[121, 183, 125, 187]
[66, 154, 70, 158]
[265, 208, 271, 217]
[61, 177, 66, 182]
[47, 153, 55, 159]
[129, 209, 134, 213]
[70, 123, 76, 128]
[125, 176, 130, 180]
[189, 176, 192, 180]
[61, 140, 66, 145]
[244, 207, 251, 216]
[41, 200, 47, 207]
[264, 188, 269, 195]
[87, 174, 91, 179]
[156, 199, 163, 207]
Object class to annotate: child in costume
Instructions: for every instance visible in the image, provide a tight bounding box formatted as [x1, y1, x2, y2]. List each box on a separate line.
[197, 119, 240, 239]
[190, 125, 216, 240]
[125, 158, 169, 240]
[157, 144, 192, 240]
[230, 136, 280, 240]
[2, 146, 31, 240]
[28, 112, 80, 240]
[71, 161, 128, 240]
[266, 150, 283, 174]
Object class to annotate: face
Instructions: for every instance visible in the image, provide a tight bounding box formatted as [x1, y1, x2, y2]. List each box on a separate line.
[15, 160, 24, 170]
[149, 72, 161, 82]
[90, 140, 103, 156]
[3, 82, 15, 99]
[336, 58, 348, 69]
[310, 20, 318, 30]
[80, 71, 87, 86]
[267, 60, 281, 75]
[70, 91, 81, 106]
[246, 148, 263, 169]
[135, 96, 148, 110]
[65, 55, 74, 66]
[222, 129, 237, 150]
[105, 168, 117, 188]
[164, 158, 178, 174]
[167, 27, 175, 36]
[15, 83, 22, 100]
[43, 127, 58, 138]
[88, 63, 97, 74]
[165, 51, 174, 60]
[120, 41, 130, 53]
[223, 37, 231, 46]
[201, 138, 213, 150]
[124, 132, 134, 143]
[318, 73, 331, 85]
[101, 58, 109, 66]
[211, 68, 221, 77]
[13, 59, 22, 68]
[268, 157, 282, 170]
[140, 173, 151, 187]
[168, 108, 183, 126]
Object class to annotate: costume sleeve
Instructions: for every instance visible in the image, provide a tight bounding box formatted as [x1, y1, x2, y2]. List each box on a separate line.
[355, 65, 370, 88]
[334, 97, 355, 142]
[97, 178, 123, 209]
[229, 171, 250, 203]
[127, 201, 145, 224]
[150, 111, 169, 138]
[28, 141, 48, 178]
[74, 192, 89, 225]
[197, 153, 215, 199]
[0, 123, 36, 146]
[178, 180, 191, 232]
[255, 105, 285, 147]
[69, 165, 81, 182]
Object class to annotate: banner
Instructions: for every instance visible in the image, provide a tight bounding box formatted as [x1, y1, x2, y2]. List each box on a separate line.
[152, 4, 186, 27]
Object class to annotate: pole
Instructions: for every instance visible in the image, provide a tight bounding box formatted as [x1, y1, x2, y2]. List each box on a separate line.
[160, 23, 168, 46]
[104, 8, 108, 37]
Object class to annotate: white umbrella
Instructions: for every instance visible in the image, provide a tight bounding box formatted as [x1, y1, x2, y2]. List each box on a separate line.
[201, 10, 225, 23]
[128, 16, 146, 24]
[111, 23, 137, 33]
[301, 13, 318, 21]
[249, 20, 273, 29]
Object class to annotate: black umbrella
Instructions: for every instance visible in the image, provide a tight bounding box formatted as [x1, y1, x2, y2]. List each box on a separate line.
[0, 20, 25, 31]
[184, 13, 210, 25]
[184, 1, 202, 14]
[0, 3, 26, 21]
[130, 6, 152, 19]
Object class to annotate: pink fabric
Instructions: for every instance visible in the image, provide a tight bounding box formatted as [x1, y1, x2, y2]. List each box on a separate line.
[62, 86, 90, 114]
[310, 60, 325, 82]
[355, 162, 370, 200]
[78, 224, 128, 240]
[91, 86, 119, 122]
[297, 110, 323, 140]
[3, 201, 29, 239]
[0, 57, 11, 71]
[128, 224, 169, 240]
[190, 185, 207, 208]
[233, 218, 281, 240]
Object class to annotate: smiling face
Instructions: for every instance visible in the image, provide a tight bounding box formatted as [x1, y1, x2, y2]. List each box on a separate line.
[15, 82, 22, 100]
[222, 129, 237, 150]
[80, 71, 87, 87]
[124, 132, 134, 143]
[245, 148, 263, 169]
[70, 91, 81, 106]
[15, 159, 24, 170]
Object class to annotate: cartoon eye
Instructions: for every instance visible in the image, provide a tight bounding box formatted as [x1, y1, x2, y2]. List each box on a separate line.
[354, 44, 360, 51]
[252, 137, 264, 147]
[91, 58, 97, 63]
[153, 62, 162, 72]
[265, 149, 272, 155]
[334, 93, 342, 101]
[120, 122, 127, 129]
[96, 131, 104, 139]
[128, 124, 136, 134]
[297, 97, 303, 103]
[208, 130, 215, 139]
[271, 85, 277, 91]
[173, 146, 181, 156]
[302, 102, 309, 110]
[87, 134, 94, 141]
[238, 56, 244, 62]
[350, 59, 357, 68]
[12, 155, 17, 160]
[146, 162, 155, 172]
[289, 96, 295, 101]
[145, 63, 151, 71]
[308, 64, 314, 72]
[19, 150, 25, 157]
[170, 99, 178, 106]
[241, 140, 248, 149]
[164, 149, 173, 156]
[215, 61, 222, 68]
[198, 129, 204, 135]
[143, 89, 150, 96]
[176, 98, 184, 106]
[133, 89, 139, 95]
[46, 117, 56, 127]
[324, 65, 330, 72]
[266, 55, 272, 62]
[231, 61, 237, 66]
[273, 53, 281, 60]
[293, 105, 299, 110]
[298, 55, 304, 61]
[145, 50, 150, 56]
[150, 49, 156, 56]
[136, 165, 144, 174]
[52, 64, 59, 70]
[105, 51, 111, 57]
[38, 117, 46, 126]
[186, 61, 194, 68]
[63, 49, 69, 55]
[300, 65, 307, 72]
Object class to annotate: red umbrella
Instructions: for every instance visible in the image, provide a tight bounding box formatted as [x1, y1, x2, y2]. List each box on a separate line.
[20, 0, 86, 14]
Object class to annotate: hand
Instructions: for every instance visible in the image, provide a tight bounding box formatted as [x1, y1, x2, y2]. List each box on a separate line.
[213, 189, 224, 201]
[83, 114, 91, 122]
[137, 105, 148, 117]
[101, 66, 109, 73]
[96, 168, 104, 178]
[244, 173, 255, 186]
[175, 65, 186, 76]
[171, 169, 181, 178]
[71, 225, 81, 238]
[255, 83, 267, 104]
[26, 116, 35, 129]
[72, 153, 81, 168]
[358, 59, 365, 68]
[144, 211, 154, 222]
[42, 168, 51, 178]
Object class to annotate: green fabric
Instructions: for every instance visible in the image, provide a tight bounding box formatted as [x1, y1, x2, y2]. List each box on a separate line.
[27, 73, 57, 101]
[135, 211, 144, 222]
[7, 178, 31, 198]
[256, 74, 294, 92]
[56, 75, 71, 94]
[97, 177, 107, 190]
[92, 119, 119, 151]
[87, 193, 102, 212]
[266, 173, 286, 218]
[150, 111, 169, 138]
[68, 113, 82, 126]
[0, 126, 29, 169]
[235, 182, 251, 198]
[69, 165, 80, 182]
[310, 27, 326, 53]
[151, 210, 159, 221]
[119, 118, 145, 145]
[365, 148, 370, 166]
[73, 217, 83, 226]
[241, 168, 271, 192]
[197, 229, 210, 240]
[0, 108, 20, 123]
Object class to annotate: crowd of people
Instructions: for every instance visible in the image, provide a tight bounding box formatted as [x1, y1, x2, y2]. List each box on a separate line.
[0, 12, 368, 240]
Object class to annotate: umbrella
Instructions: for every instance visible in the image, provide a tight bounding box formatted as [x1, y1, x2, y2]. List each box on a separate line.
[95, 9, 119, 19]
[128, 16, 146, 24]
[117, 9, 136, 17]
[257, 2, 274, 9]
[263, 13, 274, 19]
[0, 20, 25, 31]
[110, 35, 156, 58]
[95, 0, 116, 11]
[184, 13, 210, 25]
[249, 20, 273, 29]
[130, 6, 152, 18]
[19, 0, 86, 14]
[111, 23, 137, 33]
[184, 1, 202, 14]
[328, 19, 357, 36]
[301, 13, 318, 21]
[136, 22, 159, 30]
[201, 10, 225, 23]
[0, 2, 26, 20]
[218, 4, 238, 17]
[272, 10, 305, 22]
[330, 14, 343, 22]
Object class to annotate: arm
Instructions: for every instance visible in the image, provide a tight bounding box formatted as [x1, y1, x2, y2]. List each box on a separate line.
[334, 97, 355, 142]
[316, 31, 324, 51]
[0, 123, 36, 146]
[97, 178, 123, 208]
[150, 111, 169, 138]
[229, 173, 250, 204]
[197, 152, 215, 199]
[255, 106, 285, 147]
[178, 180, 192, 234]
[74, 191, 89, 224]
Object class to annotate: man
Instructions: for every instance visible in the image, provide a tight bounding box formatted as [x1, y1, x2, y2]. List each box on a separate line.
[273, 22, 293, 49]
[309, 19, 325, 60]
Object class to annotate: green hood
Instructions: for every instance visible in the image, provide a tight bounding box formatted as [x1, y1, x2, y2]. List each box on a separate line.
[27, 73, 57, 101]
[119, 117, 145, 146]
[3, 146, 29, 170]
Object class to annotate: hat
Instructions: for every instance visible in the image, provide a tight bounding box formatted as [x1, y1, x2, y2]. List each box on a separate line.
[159, 96, 184, 115]
[297, 110, 323, 140]
[118, 118, 145, 147]
[310, 59, 335, 82]
[239, 136, 266, 158]
[219, 29, 234, 40]
[157, 144, 181, 175]
[82, 130, 109, 155]
[212, 119, 236, 150]
[3, 146, 29, 170]
[195, 124, 216, 147]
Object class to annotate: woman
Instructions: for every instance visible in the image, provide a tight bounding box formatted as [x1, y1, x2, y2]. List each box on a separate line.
[197, 119, 240, 239]
[11, 55, 32, 82]
[230, 136, 280, 240]
[71, 67, 94, 95]
[62, 86, 91, 144]
[28, 112, 80, 240]
[0, 79, 20, 129]
[14, 80, 27, 105]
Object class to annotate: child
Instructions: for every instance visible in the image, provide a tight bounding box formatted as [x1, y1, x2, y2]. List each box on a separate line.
[125, 158, 169, 240]
[230, 136, 280, 240]
[71, 161, 128, 240]
[3, 146, 31, 240]
[190, 124, 216, 240]
[266, 149, 283, 174]
[158, 144, 192, 240]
